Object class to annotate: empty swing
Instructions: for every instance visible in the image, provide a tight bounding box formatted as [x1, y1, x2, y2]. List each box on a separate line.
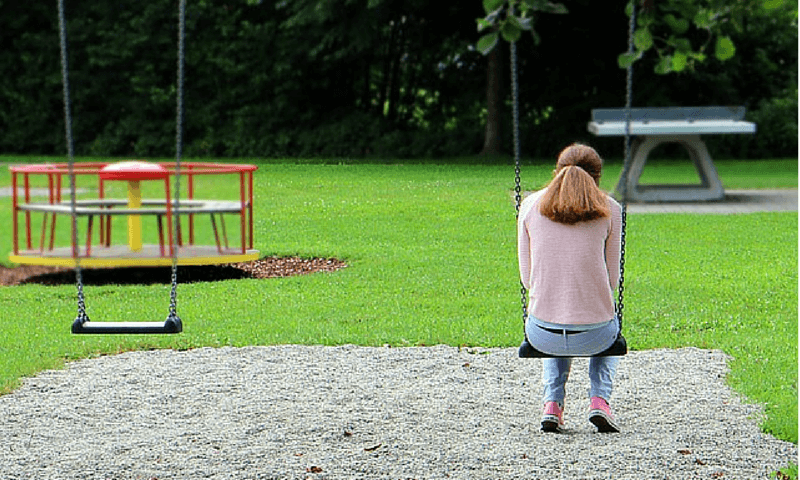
[57, 0, 189, 335]
[512, 6, 637, 358]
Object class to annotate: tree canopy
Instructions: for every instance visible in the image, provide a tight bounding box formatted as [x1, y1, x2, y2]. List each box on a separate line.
[0, 0, 795, 159]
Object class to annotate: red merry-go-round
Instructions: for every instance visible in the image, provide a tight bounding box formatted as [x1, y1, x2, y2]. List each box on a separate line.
[9, 161, 259, 268]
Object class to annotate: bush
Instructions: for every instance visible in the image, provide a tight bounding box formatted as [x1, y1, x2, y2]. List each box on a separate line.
[746, 85, 798, 158]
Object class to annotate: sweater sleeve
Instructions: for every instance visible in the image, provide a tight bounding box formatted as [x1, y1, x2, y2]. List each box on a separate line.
[518, 213, 531, 290]
[605, 198, 623, 291]
[517, 194, 537, 290]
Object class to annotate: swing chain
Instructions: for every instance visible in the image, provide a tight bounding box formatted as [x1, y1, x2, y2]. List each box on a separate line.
[168, 0, 187, 322]
[617, 204, 627, 325]
[616, 1, 636, 328]
[510, 43, 522, 219]
[58, 0, 89, 324]
[510, 39, 529, 326]
[618, 0, 636, 203]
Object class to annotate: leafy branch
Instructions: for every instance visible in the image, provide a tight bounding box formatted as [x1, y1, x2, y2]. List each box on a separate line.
[475, 0, 568, 55]
[619, 0, 787, 74]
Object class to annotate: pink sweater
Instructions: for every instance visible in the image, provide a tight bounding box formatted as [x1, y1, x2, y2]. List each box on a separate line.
[517, 189, 622, 326]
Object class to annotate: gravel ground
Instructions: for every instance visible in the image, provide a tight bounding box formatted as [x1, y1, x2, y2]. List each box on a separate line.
[0, 345, 795, 479]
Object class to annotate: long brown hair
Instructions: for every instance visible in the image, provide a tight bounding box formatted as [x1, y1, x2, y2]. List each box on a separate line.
[538, 143, 611, 224]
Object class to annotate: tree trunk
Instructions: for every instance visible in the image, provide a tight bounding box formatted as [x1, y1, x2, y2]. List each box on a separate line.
[480, 45, 503, 156]
[377, 23, 397, 116]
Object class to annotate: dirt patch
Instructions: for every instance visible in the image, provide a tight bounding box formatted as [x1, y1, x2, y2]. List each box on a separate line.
[0, 257, 347, 287]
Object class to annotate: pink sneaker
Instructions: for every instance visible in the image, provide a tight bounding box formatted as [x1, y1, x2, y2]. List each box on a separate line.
[589, 396, 620, 433]
[541, 401, 565, 433]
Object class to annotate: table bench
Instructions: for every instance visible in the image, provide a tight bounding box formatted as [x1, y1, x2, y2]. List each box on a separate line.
[587, 106, 756, 202]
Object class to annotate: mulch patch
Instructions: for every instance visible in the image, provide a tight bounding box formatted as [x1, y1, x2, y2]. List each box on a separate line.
[0, 257, 347, 286]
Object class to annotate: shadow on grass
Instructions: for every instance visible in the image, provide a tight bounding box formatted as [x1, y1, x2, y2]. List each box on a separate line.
[2, 257, 347, 286]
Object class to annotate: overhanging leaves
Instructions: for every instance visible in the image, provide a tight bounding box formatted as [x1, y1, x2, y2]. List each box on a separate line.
[621, 1, 755, 75]
[477, 32, 499, 55]
[617, 52, 639, 69]
[522, 0, 568, 14]
[500, 15, 523, 42]
[715, 36, 736, 61]
[671, 51, 688, 71]
[474, 0, 567, 55]
[634, 28, 653, 51]
[483, 0, 505, 14]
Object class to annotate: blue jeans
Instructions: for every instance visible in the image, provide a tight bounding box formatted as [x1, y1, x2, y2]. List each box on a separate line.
[525, 316, 620, 356]
[542, 356, 619, 405]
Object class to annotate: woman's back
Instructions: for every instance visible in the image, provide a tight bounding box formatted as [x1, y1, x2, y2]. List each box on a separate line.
[518, 189, 621, 326]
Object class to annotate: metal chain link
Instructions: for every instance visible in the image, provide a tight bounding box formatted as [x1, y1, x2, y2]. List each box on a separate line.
[168, 0, 187, 322]
[619, 2, 636, 202]
[510, 40, 528, 329]
[511, 43, 522, 220]
[58, 0, 89, 325]
[617, 204, 627, 325]
[616, 1, 636, 328]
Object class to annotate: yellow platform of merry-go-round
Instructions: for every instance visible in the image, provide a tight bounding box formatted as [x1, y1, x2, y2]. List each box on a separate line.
[9, 160, 259, 268]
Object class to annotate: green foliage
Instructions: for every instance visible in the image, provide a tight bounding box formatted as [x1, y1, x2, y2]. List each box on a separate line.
[476, 0, 567, 52]
[714, 35, 736, 61]
[743, 86, 799, 158]
[621, 0, 792, 74]
[476, 32, 499, 55]
[0, 1, 796, 159]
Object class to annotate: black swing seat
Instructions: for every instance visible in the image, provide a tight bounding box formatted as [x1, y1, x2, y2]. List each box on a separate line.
[518, 333, 627, 358]
[72, 314, 182, 335]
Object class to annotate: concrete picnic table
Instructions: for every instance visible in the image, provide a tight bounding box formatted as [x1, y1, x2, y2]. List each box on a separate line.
[588, 106, 756, 202]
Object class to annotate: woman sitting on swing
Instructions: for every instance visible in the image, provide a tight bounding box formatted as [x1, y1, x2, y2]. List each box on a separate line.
[517, 143, 623, 433]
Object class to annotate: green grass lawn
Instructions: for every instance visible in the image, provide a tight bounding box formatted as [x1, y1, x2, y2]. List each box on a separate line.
[0, 157, 797, 456]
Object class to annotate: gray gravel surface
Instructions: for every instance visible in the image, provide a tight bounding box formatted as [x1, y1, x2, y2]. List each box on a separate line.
[0, 345, 795, 479]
